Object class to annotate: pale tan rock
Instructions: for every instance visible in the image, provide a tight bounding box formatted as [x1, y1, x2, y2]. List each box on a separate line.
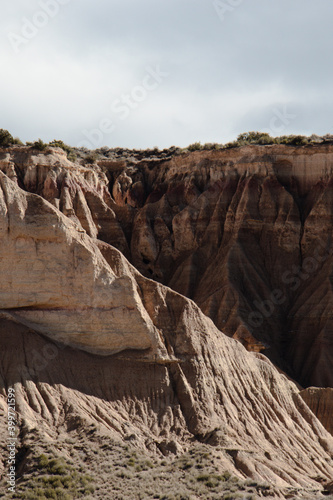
[101, 144, 333, 388]
[0, 171, 166, 357]
[2, 145, 333, 387]
[0, 159, 332, 489]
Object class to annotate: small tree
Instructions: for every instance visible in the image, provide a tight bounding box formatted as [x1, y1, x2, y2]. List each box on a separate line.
[49, 139, 77, 162]
[237, 131, 274, 145]
[31, 138, 48, 151]
[188, 142, 202, 152]
[86, 152, 98, 164]
[278, 135, 308, 146]
[0, 129, 14, 147]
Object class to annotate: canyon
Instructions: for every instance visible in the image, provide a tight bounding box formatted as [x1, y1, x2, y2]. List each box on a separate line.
[0, 143, 332, 498]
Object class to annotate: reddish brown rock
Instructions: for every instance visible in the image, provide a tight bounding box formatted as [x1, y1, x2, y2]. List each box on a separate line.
[300, 387, 333, 435]
[1, 144, 333, 389]
[0, 153, 333, 491]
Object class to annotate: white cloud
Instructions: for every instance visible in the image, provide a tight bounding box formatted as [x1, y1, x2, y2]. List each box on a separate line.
[1, 0, 333, 148]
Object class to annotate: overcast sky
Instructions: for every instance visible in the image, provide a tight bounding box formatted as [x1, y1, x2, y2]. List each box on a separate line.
[1, 0, 333, 149]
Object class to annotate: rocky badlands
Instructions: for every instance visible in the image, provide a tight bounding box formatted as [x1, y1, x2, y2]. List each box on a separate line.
[0, 143, 332, 498]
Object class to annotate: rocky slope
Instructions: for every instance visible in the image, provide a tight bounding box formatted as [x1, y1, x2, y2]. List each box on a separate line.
[0, 145, 332, 496]
[2, 144, 332, 387]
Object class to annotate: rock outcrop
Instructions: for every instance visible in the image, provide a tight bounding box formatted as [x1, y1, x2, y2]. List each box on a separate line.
[0, 151, 333, 494]
[2, 144, 332, 388]
[300, 387, 333, 435]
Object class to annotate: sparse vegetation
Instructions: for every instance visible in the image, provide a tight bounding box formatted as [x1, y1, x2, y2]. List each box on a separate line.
[187, 141, 202, 151]
[85, 152, 99, 164]
[6, 439, 282, 500]
[1, 127, 332, 168]
[0, 128, 22, 147]
[220, 131, 312, 149]
[28, 138, 48, 151]
[48, 140, 77, 162]
[15, 454, 94, 499]
[278, 134, 309, 145]
[203, 142, 221, 150]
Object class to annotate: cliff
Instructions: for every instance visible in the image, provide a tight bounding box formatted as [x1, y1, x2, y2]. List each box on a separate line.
[0, 144, 332, 496]
[300, 387, 333, 435]
[2, 144, 332, 387]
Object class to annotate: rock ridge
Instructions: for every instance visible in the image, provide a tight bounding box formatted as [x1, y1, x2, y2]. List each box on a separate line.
[2, 144, 332, 387]
[0, 154, 333, 492]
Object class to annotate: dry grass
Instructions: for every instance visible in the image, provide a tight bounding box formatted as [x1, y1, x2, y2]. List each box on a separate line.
[2, 430, 330, 499]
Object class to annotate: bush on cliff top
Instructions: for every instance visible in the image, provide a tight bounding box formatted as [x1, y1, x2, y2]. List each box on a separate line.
[49, 139, 77, 162]
[29, 138, 48, 151]
[0, 129, 23, 147]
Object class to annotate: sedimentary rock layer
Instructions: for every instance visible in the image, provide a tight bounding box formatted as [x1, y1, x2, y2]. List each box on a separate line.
[300, 387, 333, 435]
[0, 162, 332, 491]
[1, 145, 332, 387]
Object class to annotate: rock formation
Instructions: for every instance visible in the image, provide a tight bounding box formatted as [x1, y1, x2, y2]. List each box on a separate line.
[300, 387, 333, 435]
[2, 144, 332, 387]
[0, 145, 332, 495]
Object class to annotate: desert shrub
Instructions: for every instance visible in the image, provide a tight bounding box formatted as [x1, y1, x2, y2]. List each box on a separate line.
[237, 131, 275, 145]
[38, 454, 49, 469]
[287, 135, 308, 145]
[277, 134, 308, 145]
[188, 142, 202, 151]
[30, 138, 48, 151]
[48, 140, 77, 162]
[86, 152, 99, 164]
[0, 129, 17, 147]
[47, 458, 67, 475]
[14, 138, 23, 145]
[309, 134, 323, 143]
[203, 142, 221, 150]
[17, 455, 95, 499]
[196, 474, 210, 482]
[224, 141, 239, 149]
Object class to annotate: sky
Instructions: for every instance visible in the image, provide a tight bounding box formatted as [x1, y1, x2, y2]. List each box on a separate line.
[1, 0, 333, 149]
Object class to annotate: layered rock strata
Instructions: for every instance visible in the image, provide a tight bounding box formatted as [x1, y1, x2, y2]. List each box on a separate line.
[300, 387, 333, 435]
[0, 159, 332, 492]
[1, 145, 332, 387]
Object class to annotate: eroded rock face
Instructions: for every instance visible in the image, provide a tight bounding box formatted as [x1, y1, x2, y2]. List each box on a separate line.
[2, 145, 331, 387]
[114, 146, 333, 387]
[0, 156, 332, 491]
[0, 171, 165, 357]
[300, 387, 333, 435]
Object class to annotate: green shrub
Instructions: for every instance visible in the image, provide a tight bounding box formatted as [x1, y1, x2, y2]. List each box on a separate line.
[279, 134, 308, 146]
[86, 152, 99, 164]
[224, 141, 239, 149]
[13, 137, 24, 145]
[0, 129, 16, 147]
[30, 138, 48, 151]
[203, 142, 221, 150]
[188, 142, 202, 152]
[237, 131, 275, 145]
[48, 458, 67, 475]
[196, 474, 210, 482]
[38, 454, 49, 469]
[222, 471, 232, 481]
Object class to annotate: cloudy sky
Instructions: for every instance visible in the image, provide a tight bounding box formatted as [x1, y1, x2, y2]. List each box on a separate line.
[1, 0, 333, 149]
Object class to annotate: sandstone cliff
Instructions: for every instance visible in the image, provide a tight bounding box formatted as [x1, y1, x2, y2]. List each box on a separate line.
[300, 387, 333, 435]
[0, 145, 333, 496]
[2, 144, 332, 388]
